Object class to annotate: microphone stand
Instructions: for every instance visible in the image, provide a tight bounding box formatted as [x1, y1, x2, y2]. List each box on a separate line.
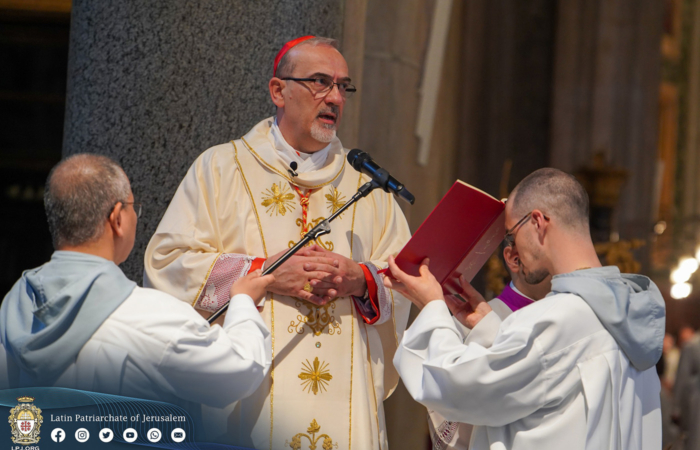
[207, 180, 381, 324]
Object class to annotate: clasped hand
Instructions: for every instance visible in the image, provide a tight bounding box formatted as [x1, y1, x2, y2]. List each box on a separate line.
[383, 255, 492, 329]
[265, 244, 366, 305]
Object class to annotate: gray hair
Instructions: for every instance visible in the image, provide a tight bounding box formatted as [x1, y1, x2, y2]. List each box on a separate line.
[44, 153, 131, 248]
[275, 36, 340, 78]
[510, 168, 590, 233]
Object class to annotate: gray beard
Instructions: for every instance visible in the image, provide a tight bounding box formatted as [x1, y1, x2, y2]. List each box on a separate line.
[311, 121, 336, 143]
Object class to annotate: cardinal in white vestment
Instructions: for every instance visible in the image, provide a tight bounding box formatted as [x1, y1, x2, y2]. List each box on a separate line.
[0, 155, 272, 421]
[387, 168, 663, 450]
[144, 36, 411, 449]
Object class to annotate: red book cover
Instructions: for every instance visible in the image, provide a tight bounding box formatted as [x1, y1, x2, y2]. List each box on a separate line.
[394, 180, 506, 295]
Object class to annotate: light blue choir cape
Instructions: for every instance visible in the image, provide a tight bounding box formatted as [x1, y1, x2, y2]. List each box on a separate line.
[550, 266, 665, 371]
[0, 251, 135, 385]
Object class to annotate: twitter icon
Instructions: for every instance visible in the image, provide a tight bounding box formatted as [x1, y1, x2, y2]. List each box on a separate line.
[99, 428, 113, 443]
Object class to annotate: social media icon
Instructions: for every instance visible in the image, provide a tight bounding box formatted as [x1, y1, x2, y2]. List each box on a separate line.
[123, 428, 138, 443]
[147, 428, 162, 443]
[75, 428, 90, 443]
[51, 428, 65, 442]
[99, 428, 113, 443]
[171, 427, 186, 443]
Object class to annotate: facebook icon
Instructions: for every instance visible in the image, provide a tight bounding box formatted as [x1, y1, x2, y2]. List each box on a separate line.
[51, 428, 65, 442]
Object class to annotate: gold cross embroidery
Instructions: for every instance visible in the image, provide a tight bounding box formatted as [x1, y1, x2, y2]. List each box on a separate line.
[298, 357, 333, 395]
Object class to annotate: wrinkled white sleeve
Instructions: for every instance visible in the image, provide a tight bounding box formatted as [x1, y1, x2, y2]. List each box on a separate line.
[158, 294, 271, 408]
[394, 300, 547, 427]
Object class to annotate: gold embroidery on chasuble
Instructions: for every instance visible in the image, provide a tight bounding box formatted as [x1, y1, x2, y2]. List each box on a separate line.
[298, 357, 333, 395]
[287, 419, 338, 450]
[261, 182, 296, 216]
[288, 299, 342, 336]
[289, 216, 335, 251]
[236, 131, 370, 450]
[325, 186, 347, 216]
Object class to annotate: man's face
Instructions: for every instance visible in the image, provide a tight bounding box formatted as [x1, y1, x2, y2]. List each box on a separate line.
[504, 202, 550, 285]
[278, 45, 349, 149]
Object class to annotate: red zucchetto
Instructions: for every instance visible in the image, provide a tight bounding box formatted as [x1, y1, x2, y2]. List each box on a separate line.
[273, 35, 315, 77]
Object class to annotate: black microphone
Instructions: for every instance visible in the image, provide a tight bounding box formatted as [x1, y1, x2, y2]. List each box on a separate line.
[347, 149, 415, 204]
[288, 161, 299, 177]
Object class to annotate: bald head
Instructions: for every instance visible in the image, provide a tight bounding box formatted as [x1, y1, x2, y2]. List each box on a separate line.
[275, 37, 340, 78]
[510, 168, 589, 233]
[45, 154, 131, 248]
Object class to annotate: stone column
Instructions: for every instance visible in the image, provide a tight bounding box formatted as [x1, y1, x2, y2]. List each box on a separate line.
[549, 0, 664, 246]
[63, 0, 343, 281]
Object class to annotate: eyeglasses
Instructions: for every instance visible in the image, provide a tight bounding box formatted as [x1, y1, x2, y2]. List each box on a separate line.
[281, 75, 356, 99]
[504, 211, 549, 245]
[108, 201, 142, 218]
[123, 202, 142, 218]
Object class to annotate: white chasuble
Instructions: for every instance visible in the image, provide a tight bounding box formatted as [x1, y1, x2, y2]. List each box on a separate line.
[144, 118, 412, 450]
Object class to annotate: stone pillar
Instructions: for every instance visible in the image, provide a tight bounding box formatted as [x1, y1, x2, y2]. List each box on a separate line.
[549, 0, 664, 246]
[63, 0, 343, 281]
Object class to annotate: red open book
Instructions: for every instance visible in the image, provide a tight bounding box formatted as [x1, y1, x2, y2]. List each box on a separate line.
[394, 180, 506, 295]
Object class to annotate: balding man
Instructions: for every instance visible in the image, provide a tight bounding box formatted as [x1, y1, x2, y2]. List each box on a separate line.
[144, 36, 411, 449]
[0, 154, 273, 417]
[387, 168, 664, 450]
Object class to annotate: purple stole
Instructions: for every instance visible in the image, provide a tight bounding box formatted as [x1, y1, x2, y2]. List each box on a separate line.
[497, 283, 534, 312]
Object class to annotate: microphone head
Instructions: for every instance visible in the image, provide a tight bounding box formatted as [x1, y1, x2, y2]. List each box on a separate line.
[347, 149, 369, 171]
[290, 161, 298, 170]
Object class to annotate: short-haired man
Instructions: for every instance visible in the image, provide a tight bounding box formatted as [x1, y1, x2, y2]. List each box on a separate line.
[0, 154, 273, 419]
[144, 36, 411, 449]
[428, 241, 552, 449]
[387, 168, 664, 449]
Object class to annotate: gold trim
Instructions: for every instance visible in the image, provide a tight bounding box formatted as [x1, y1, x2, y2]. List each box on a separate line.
[231, 140, 274, 449]
[233, 141, 269, 258]
[349, 299, 355, 450]
[192, 253, 223, 307]
[270, 291, 275, 450]
[390, 290, 398, 348]
[349, 173, 363, 258]
[241, 137, 345, 189]
[347, 172, 362, 450]
[364, 322, 383, 449]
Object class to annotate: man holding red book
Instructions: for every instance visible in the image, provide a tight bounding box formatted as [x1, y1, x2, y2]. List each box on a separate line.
[427, 241, 552, 449]
[387, 168, 663, 450]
